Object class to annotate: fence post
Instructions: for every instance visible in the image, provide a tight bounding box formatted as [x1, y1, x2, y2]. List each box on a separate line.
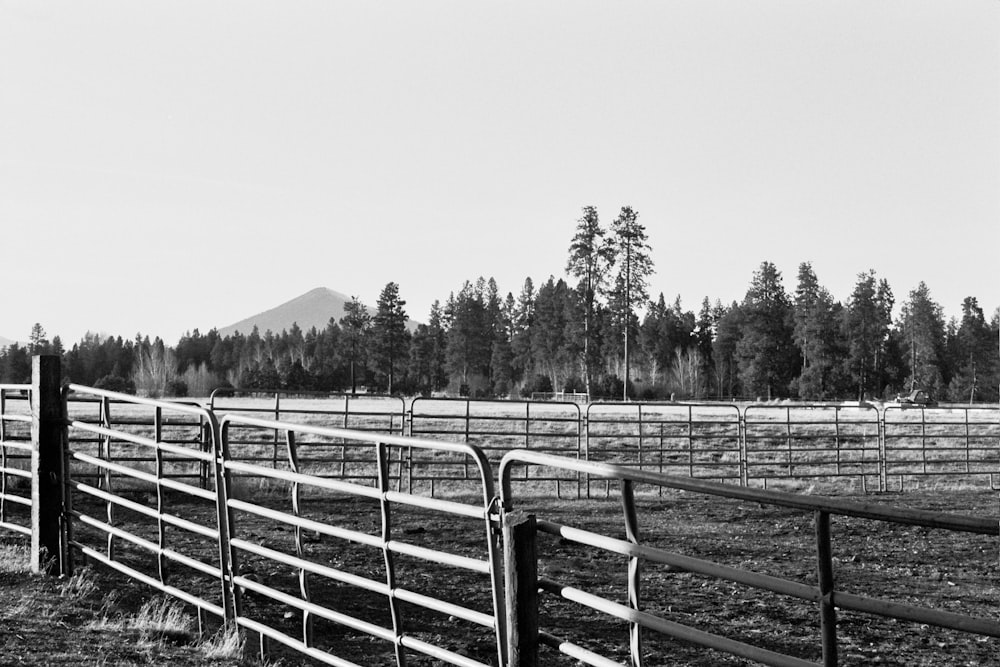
[30, 354, 66, 575]
[815, 510, 837, 666]
[503, 511, 538, 667]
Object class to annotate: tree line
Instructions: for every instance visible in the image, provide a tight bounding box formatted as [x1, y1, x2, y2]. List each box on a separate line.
[2, 206, 998, 403]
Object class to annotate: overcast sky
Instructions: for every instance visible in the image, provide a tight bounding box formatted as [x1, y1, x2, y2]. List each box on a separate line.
[2, 1, 997, 345]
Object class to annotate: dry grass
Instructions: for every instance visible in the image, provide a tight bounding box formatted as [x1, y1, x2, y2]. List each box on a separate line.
[0, 542, 30, 574]
[198, 624, 247, 660]
[0, 538, 276, 666]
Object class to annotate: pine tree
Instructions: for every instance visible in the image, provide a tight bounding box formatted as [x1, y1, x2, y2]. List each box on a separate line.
[370, 282, 410, 394]
[340, 297, 371, 394]
[841, 271, 894, 400]
[566, 206, 614, 398]
[792, 262, 843, 399]
[947, 297, 998, 402]
[510, 278, 536, 387]
[445, 281, 492, 395]
[736, 261, 798, 400]
[489, 291, 516, 396]
[28, 323, 48, 354]
[607, 206, 654, 400]
[694, 297, 716, 396]
[530, 277, 577, 391]
[712, 301, 742, 399]
[640, 294, 696, 389]
[410, 301, 449, 395]
[899, 282, 947, 397]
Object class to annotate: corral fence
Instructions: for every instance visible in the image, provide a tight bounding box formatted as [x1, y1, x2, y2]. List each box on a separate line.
[409, 397, 584, 497]
[499, 450, 1000, 667]
[742, 404, 883, 491]
[585, 401, 999, 494]
[2, 356, 999, 667]
[584, 402, 744, 492]
[0, 383, 33, 541]
[5, 381, 999, 503]
[882, 404, 1000, 491]
[209, 388, 408, 490]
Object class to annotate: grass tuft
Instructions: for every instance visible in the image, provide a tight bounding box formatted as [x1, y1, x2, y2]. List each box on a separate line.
[0, 543, 30, 574]
[88, 596, 196, 645]
[59, 567, 98, 599]
[132, 597, 196, 644]
[198, 623, 245, 660]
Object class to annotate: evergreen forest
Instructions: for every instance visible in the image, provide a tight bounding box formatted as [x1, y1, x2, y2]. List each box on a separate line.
[3, 207, 998, 403]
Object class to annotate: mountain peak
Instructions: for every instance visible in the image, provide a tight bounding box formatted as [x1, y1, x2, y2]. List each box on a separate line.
[217, 287, 418, 338]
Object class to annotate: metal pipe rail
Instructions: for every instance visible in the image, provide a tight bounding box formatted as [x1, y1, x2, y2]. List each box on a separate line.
[498, 450, 1000, 667]
[64, 393, 213, 487]
[210, 388, 407, 433]
[63, 385, 235, 628]
[584, 403, 744, 494]
[882, 405, 1000, 491]
[410, 397, 583, 497]
[743, 405, 882, 490]
[210, 389, 407, 484]
[0, 385, 33, 537]
[218, 414, 507, 667]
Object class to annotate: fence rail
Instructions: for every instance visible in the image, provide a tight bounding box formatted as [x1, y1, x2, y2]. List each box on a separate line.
[2, 358, 999, 667]
[64, 384, 233, 629]
[0, 384, 32, 538]
[743, 404, 883, 491]
[412, 398, 999, 495]
[410, 397, 584, 497]
[498, 450, 1000, 667]
[217, 414, 506, 667]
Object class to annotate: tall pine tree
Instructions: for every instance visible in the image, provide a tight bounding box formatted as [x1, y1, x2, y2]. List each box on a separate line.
[340, 297, 371, 394]
[792, 262, 843, 399]
[370, 282, 410, 394]
[566, 206, 614, 398]
[736, 261, 798, 399]
[607, 206, 654, 400]
[899, 282, 947, 397]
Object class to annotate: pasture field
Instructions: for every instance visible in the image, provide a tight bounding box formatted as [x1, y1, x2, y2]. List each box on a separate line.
[2, 484, 997, 666]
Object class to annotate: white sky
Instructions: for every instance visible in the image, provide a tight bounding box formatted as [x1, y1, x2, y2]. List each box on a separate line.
[2, 1, 997, 345]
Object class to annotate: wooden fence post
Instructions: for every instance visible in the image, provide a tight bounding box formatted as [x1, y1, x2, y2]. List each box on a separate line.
[503, 510, 538, 667]
[31, 354, 66, 575]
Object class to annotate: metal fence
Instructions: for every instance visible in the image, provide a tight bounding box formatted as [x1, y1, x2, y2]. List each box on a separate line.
[209, 390, 407, 481]
[12, 383, 505, 666]
[60, 388, 996, 496]
[581, 401, 996, 494]
[585, 402, 743, 493]
[3, 360, 1000, 667]
[218, 414, 506, 666]
[410, 397, 584, 497]
[883, 405, 1000, 490]
[743, 404, 882, 490]
[64, 384, 232, 631]
[499, 450, 1000, 667]
[0, 384, 32, 537]
[65, 391, 214, 486]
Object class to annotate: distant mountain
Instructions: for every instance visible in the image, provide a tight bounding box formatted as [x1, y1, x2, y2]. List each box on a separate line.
[217, 287, 418, 338]
[0, 335, 14, 350]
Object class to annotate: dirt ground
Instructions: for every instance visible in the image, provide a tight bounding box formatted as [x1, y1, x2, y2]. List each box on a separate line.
[1, 484, 997, 666]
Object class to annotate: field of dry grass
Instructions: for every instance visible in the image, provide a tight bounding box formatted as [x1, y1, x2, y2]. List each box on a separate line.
[0, 541, 263, 666]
